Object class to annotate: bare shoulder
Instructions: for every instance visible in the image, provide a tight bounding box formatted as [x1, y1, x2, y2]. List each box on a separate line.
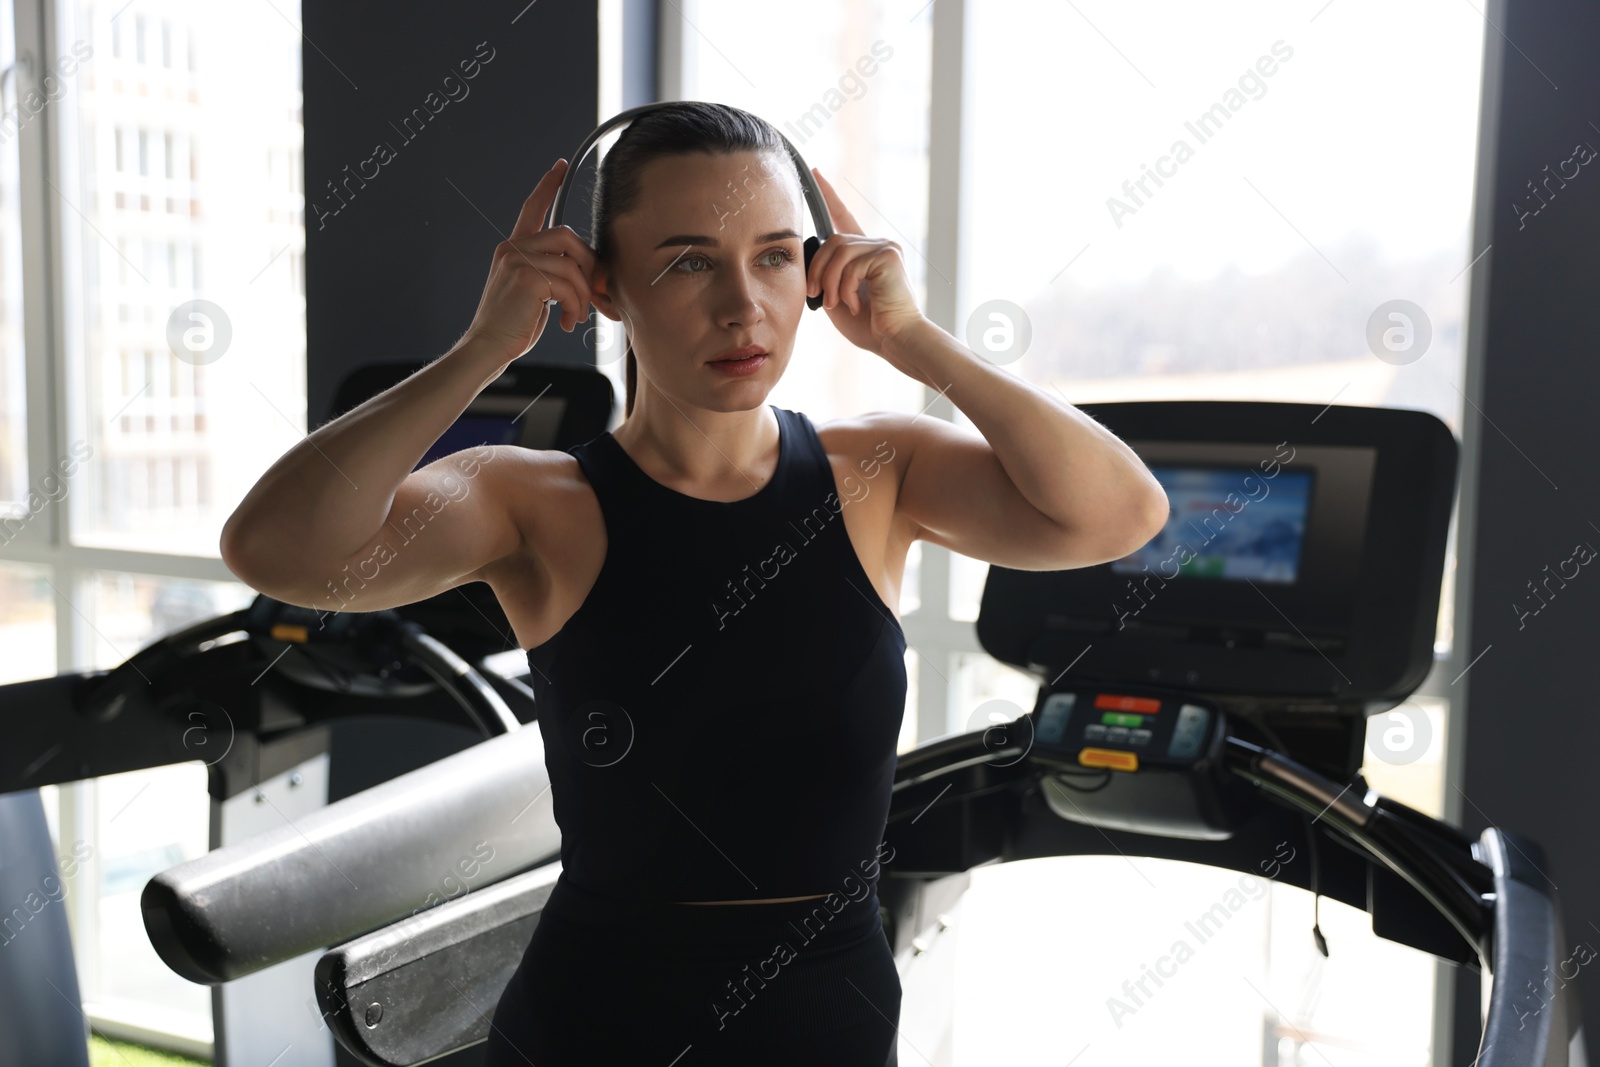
[469, 445, 599, 580]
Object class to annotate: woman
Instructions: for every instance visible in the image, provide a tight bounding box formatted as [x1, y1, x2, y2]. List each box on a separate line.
[219, 102, 1168, 1065]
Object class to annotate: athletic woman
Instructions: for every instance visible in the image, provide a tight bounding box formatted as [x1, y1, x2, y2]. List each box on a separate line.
[220, 101, 1168, 1066]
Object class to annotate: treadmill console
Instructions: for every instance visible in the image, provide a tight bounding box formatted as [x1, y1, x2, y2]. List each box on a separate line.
[1028, 685, 1244, 840]
[978, 401, 1457, 708]
[1035, 689, 1217, 773]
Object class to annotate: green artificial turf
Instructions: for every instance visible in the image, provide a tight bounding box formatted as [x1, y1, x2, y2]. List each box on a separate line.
[89, 1034, 209, 1067]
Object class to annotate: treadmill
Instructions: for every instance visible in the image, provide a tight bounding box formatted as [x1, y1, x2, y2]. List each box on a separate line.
[0, 359, 612, 1066]
[121, 399, 1589, 1065]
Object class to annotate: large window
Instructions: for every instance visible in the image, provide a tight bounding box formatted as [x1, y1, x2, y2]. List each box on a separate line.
[65, 1, 306, 555]
[0, 0, 306, 1049]
[666, 1, 1484, 1063]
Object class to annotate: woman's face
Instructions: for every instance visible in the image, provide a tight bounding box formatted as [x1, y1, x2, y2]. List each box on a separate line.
[591, 149, 808, 413]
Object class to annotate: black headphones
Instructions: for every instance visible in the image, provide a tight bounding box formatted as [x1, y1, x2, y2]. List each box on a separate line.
[544, 101, 835, 311]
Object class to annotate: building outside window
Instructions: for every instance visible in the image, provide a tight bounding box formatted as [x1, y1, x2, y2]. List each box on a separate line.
[2, 0, 305, 1049]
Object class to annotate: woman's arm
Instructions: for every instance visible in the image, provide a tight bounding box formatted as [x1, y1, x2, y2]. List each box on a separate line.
[222, 159, 595, 605]
[877, 319, 1169, 571]
[219, 336, 520, 600]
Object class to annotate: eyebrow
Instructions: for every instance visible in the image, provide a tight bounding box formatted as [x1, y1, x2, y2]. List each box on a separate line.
[654, 229, 801, 250]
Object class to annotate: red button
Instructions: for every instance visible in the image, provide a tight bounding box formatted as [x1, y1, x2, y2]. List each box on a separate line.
[1093, 693, 1162, 714]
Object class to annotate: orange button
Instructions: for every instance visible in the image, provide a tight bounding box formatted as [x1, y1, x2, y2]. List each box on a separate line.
[1079, 747, 1139, 772]
[269, 623, 310, 643]
[1093, 693, 1162, 713]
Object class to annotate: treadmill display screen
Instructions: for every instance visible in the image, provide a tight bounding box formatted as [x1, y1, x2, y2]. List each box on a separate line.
[413, 392, 573, 472]
[1111, 466, 1313, 584]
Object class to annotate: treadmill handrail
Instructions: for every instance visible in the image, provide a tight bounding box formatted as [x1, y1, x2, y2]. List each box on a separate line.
[77, 601, 520, 737]
[291, 731, 1582, 1067]
[1478, 828, 1578, 1067]
[1226, 737, 1494, 962]
[141, 726, 560, 984]
[394, 624, 520, 736]
[80, 608, 253, 723]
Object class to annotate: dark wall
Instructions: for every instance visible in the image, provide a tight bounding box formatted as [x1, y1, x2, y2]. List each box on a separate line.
[304, 0, 603, 427]
[1452, 0, 1600, 1060]
[301, 6, 622, 1064]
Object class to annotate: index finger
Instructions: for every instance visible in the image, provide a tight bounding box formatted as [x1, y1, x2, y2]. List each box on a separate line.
[509, 158, 569, 241]
[812, 167, 863, 236]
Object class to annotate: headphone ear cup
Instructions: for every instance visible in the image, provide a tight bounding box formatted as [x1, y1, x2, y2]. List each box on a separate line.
[803, 236, 823, 310]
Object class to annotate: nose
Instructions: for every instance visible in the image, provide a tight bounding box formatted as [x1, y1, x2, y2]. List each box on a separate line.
[714, 261, 765, 330]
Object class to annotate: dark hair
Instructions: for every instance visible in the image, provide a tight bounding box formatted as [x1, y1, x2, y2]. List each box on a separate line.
[590, 102, 792, 418]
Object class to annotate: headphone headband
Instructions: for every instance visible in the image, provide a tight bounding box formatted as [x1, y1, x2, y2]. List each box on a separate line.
[546, 101, 834, 310]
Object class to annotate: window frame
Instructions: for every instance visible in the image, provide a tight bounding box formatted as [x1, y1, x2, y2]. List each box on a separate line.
[6, 0, 273, 1040]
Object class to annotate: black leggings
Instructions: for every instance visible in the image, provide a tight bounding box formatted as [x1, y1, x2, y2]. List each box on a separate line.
[482, 875, 901, 1066]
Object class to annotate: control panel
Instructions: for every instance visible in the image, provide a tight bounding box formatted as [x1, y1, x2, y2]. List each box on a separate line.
[1034, 689, 1219, 773]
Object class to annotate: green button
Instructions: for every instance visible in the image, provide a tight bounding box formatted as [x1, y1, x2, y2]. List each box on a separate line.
[1101, 711, 1145, 727]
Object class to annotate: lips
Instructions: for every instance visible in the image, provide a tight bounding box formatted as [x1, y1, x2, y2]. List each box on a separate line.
[711, 344, 767, 362]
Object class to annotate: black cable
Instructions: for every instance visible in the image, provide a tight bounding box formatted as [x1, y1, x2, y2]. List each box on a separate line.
[1304, 811, 1329, 957]
[1248, 716, 1330, 958]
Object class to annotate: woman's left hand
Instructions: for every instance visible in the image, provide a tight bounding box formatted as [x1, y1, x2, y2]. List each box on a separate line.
[807, 168, 927, 356]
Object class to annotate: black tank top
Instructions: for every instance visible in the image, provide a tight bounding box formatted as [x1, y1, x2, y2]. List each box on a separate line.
[525, 405, 908, 903]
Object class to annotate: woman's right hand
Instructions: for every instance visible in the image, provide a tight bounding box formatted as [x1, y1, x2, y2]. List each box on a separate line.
[462, 159, 598, 362]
